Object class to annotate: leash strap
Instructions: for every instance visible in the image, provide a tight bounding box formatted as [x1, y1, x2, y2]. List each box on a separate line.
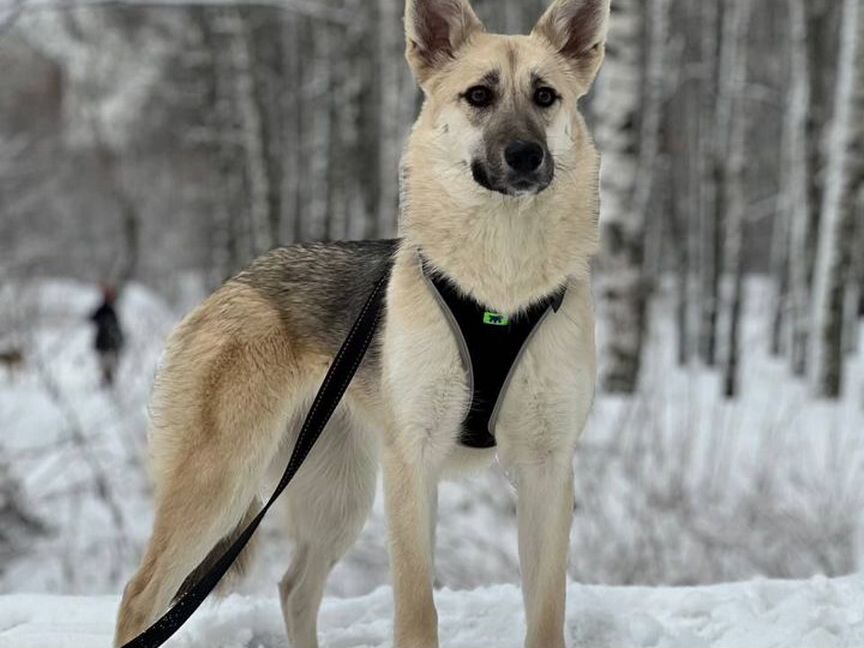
[121, 266, 391, 648]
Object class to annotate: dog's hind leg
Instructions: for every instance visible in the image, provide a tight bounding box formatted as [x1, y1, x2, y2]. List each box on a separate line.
[279, 542, 336, 648]
[277, 406, 378, 648]
[113, 284, 303, 647]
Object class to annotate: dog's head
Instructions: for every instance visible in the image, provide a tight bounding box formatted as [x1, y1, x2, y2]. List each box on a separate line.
[404, 0, 609, 199]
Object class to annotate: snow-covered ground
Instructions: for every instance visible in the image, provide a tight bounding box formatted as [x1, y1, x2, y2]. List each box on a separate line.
[5, 575, 864, 648]
[1, 275, 864, 602]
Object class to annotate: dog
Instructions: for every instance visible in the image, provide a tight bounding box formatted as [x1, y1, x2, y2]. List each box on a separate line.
[114, 1, 608, 646]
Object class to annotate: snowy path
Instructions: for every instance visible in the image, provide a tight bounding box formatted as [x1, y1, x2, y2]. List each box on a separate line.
[3, 575, 864, 648]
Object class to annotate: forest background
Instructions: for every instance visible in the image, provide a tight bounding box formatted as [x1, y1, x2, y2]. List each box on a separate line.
[1, 0, 863, 597]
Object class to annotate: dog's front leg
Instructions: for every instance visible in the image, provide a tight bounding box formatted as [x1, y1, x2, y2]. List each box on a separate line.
[515, 458, 574, 648]
[383, 440, 439, 648]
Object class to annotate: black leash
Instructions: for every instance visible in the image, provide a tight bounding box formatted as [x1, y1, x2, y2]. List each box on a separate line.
[121, 266, 391, 648]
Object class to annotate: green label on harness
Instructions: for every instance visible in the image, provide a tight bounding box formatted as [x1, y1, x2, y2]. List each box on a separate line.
[483, 312, 509, 326]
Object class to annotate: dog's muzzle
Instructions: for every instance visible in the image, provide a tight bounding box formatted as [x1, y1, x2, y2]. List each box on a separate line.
[472, 139, 554, 197]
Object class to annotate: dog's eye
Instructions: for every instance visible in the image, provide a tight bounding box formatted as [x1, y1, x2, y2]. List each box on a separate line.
[465, 85, 495, 108]
[534, 87, 558, 108]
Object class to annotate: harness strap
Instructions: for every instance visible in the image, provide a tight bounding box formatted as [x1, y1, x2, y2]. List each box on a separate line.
[120, 264, 391, 648]
[421, 258, 566, 449]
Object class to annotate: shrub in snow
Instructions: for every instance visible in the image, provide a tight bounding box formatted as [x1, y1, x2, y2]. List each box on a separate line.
[0, 462, 46, 575]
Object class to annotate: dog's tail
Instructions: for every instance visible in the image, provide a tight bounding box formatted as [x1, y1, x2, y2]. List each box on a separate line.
[173, 497, 262, 601]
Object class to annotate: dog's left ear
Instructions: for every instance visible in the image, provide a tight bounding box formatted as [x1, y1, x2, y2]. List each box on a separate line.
[405, 0, 484, 84]
[532, 0, 610, 90]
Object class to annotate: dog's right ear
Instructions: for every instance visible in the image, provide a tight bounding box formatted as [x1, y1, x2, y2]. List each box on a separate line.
[405, 0, 484, 84]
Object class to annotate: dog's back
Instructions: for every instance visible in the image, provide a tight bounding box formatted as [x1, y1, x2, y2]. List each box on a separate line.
[233, 239, 397, 361]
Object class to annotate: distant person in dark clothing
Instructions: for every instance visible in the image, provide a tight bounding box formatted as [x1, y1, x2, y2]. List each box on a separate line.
[90, 285, 124, 387]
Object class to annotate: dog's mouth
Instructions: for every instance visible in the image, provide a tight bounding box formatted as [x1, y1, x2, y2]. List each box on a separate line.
[471, 161, 499, 193]
[470, 160, 553, 198]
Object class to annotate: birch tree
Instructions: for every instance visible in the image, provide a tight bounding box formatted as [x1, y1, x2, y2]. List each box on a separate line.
[786, 0, 843, 375]
[222, 8, 274, 254]
[846, 221, 864, 355]
[376, 0, 417, 238]
[809, 0, 862, 397]
[842, 12, 864, 357]
[663, 0, 702, 367]
[594, 0, 647, 393]
[697, 0, 722, 366]
[248, 11, 289, 247]
[771, 0, 810, 358]
[776, 0, 813, 370]
[721, 0, 753, 399]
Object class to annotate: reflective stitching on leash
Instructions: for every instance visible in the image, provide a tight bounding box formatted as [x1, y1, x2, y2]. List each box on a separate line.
[287, 273, 386, 476]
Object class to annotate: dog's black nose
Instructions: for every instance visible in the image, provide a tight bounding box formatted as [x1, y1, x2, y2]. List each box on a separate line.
[504, 140, 545, 174]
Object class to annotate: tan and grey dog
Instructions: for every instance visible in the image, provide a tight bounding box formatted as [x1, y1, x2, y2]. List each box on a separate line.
[115, 0, 608, 646]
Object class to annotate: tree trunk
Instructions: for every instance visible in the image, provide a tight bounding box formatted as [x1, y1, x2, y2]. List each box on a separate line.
[89, 127, 141, 287]
[251, 11, 287, 247]
[325, 1, 349, 241]
[842, 10, 864, 357]
[846, 214, 864, 355]
[698, 0, 723, 367]
[774, 0, 811, 359]
[782, 0, 814, 374]
[664, 0, 702, 368]
[283, 14, 305, 243]
[195, 9, 253, 280]
[375, 0, 398, 238]
[667, 153, 690, 366]
[769, 198, 790, 357]
[809, 0, 862, 398]
[721, 0, 752, 399]
[791, 0, 842, 375]
[595, 0, 649, 393]
[223, 8, 272, 255]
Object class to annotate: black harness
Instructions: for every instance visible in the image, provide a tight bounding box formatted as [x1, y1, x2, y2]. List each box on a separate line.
[422, 261, 566, 448]
[121, 258, 565, 648]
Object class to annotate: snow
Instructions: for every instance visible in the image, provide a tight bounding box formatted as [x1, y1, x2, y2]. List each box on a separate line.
[4, 576, 864, 648]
